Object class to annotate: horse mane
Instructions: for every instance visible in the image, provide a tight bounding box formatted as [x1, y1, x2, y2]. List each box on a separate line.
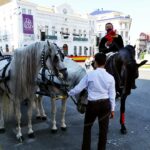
[10, 42, 45, 100]
[120, 45, 136, 60]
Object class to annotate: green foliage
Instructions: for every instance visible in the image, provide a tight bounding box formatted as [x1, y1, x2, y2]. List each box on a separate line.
[139, 51, 146, 60]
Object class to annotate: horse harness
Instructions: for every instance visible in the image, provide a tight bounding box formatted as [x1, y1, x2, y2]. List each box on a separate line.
[37, 48, 68, 97]
[36, 67, 68, 98]
[0, 55, 12, 93]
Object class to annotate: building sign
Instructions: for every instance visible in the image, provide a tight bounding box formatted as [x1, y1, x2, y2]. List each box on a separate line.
[22, 14, 34, 34]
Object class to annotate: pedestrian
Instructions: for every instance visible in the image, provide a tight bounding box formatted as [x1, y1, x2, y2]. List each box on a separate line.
[99, 22, 124, 54]
[85, 58, 90, 69]
[68, 52, 116, 150]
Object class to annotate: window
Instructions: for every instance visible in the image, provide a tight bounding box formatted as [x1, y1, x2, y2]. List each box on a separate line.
[125, 31, 128, 38]
[83, 30, 86, 37]
[61, 27, 64, 32]
[125, 23, 128, 29]
[84, 47, 88, 56]
[79, 30, 82, 37]
[73, 29, 76, 34]
[66, 28, 69, 34]
[45, 25, 49, 35]
[121, 31, 124, 37]
[79, 46, 82, 55]
[89, 47, 92, 56]
[120, 23, 122, 29]
[52, 26, 55, 35]
[22, 8, 26, 14]
[74, 46, 77, 56]
[28, 9, 32, 15]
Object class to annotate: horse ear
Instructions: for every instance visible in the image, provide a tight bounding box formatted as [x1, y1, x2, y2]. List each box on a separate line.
[137, 60, 148, 67]
[134, 45, 136, 49]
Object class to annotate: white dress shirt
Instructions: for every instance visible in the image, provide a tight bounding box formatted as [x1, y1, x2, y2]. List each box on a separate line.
[69, 67, 116, 111]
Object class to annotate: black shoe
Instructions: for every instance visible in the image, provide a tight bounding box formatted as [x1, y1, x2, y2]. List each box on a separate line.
[132, 83, 137, 89]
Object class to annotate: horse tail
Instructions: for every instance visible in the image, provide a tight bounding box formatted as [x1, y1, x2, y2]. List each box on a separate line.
[2, 93, 14, 120]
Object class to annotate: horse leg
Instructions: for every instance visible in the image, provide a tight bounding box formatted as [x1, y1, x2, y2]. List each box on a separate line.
[51, 98, 57, 133]
[35, 95, 47, 120]
[27, 99, 35, 138]
[0, 96, 5, 133]
[60, 98, 67, 131]
[38, 96, 47, 120]
[35, 95, 41, 120]
[120, 95, 127, 134]
[14, 102, 24, 142]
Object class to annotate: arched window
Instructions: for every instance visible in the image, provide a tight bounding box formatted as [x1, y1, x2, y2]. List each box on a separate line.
[84, 46, 88, 56]
[63, 44, 68, 56]
[74, 46, 77, 56]
[89, 47, 92, 56]
[79, 46, 82, 55]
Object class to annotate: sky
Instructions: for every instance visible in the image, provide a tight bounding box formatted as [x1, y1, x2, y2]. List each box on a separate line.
[30, 0, 150, 44]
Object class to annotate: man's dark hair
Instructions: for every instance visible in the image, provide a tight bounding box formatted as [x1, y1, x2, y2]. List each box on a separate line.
[105, 22, 113, 26]
[94, 52, 106, 66]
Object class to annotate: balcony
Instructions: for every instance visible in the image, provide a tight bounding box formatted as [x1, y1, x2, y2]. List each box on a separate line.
[73, 37, 88, 41]
[46, 35, 57, 40]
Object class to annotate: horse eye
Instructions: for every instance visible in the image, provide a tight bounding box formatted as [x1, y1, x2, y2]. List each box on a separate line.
[54, 55, 59, 62]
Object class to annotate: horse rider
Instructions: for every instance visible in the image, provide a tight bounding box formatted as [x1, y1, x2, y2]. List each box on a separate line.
[99, 22, 124, 54]
[99, 23, 137, 90]
[69, 53, 116, 150]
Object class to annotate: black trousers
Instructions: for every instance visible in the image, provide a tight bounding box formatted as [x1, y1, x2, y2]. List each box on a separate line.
[82, 99, 111, 150]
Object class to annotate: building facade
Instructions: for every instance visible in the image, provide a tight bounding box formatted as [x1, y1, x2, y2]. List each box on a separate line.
[0, 0, 132, 56]
[0, 0, 96, 56]
[90, 9, 132, 47]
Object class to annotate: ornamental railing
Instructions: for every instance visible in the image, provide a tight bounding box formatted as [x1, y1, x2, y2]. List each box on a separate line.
[73, 37, 88, 41]
[46, 35, 57, 40]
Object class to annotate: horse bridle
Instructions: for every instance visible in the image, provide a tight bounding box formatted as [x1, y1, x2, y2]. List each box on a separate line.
[39, 45, 68, 96]
[40, 45, 67, 79]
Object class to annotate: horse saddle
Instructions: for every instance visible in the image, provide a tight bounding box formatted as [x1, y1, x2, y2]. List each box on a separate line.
[0, 56, 11, 81]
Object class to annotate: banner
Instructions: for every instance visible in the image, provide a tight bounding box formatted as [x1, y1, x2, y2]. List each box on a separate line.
[22, 14, 34, 34]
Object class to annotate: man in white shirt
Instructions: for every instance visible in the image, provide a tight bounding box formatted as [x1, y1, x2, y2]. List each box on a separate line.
[69, 52, 116, 150]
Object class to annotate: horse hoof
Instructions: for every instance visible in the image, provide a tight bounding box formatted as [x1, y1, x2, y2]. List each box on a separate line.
[28, 133, 35, 138]
[42, 116, 47, 121]
[51, 129, 58, 134]
[17, 136, 24, 143]
[0, 128, 5, 133]
[61, 127, 67, 131]
[36, 116, 42, 120]
[120, 127, 127, 134]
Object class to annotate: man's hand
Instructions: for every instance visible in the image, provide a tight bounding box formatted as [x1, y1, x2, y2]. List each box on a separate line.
[110, 111, 114, 119]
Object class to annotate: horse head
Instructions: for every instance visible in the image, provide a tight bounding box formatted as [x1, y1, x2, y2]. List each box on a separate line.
[43, 41, 68, 80]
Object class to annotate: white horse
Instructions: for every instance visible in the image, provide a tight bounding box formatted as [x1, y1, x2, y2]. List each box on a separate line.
[36, 57, 87, 132]
[0, 41, 67, 142]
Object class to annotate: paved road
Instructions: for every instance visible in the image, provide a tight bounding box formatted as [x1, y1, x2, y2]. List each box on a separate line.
[0, 67, 150, 150]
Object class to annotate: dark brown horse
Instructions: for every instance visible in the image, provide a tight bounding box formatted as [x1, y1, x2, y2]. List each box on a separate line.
[105, 45, 147, 134]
